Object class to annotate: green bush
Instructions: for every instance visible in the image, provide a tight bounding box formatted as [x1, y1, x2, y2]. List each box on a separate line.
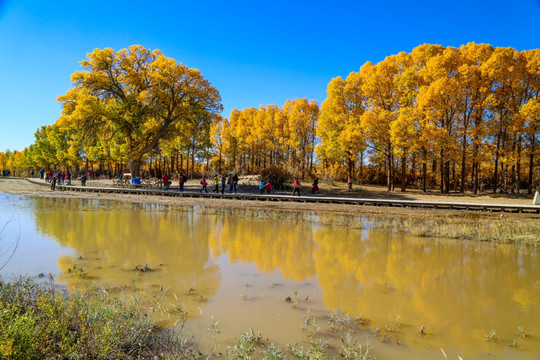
[0, 276, 196, 359]
[259, 166, 292, 190]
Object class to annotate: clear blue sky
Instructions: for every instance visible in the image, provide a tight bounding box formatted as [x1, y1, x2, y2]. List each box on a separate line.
[1, 0, 539, 151]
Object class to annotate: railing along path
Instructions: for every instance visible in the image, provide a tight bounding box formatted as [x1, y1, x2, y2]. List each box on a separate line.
[25, 178, 540, 214]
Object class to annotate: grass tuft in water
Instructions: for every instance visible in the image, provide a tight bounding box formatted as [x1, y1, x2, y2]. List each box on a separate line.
[262, 343, 286, 360]
[288, 339, 328, 360]
[227, 327, 263, 359]
[515, 326, 528, 339]
[484, 329, 501, 342]
[340, 331, 374, 360]
[329, 310, 355, 332]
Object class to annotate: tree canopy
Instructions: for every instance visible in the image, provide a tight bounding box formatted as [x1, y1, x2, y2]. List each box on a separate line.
[56, 45, 222, 177]
[3, 43, 539, 194]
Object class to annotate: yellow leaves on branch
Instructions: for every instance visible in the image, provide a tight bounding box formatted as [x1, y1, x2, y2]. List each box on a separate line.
[55, 45, 222, 176]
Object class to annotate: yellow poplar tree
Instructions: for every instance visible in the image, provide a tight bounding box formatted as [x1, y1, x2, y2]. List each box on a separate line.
[57, 45, 222, 177]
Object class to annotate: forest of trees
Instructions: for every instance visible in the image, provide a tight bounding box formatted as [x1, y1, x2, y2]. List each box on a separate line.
[1, 43, 538, 194]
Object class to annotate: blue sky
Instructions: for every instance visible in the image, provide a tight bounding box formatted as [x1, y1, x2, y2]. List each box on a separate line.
[1, 0, 539, 151]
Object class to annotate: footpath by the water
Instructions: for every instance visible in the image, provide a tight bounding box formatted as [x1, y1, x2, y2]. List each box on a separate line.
[25, 177, 540, 214]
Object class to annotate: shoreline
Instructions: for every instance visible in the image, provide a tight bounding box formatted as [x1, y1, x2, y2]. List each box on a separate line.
[1, 176, 538, 218]
[2, 177, 539, 246]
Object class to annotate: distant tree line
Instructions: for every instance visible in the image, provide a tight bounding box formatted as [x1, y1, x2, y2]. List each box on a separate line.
[1, 44, 538, 193]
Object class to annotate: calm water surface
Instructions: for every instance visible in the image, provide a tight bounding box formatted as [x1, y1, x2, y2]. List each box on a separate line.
[1, 193, 538, 359]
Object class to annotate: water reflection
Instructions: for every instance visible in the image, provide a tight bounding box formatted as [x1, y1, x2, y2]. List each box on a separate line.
[26, 197, 540, 357]
[33, 198, 220, 309]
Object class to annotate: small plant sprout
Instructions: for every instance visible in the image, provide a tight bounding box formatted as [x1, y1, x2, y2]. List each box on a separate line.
[515, 326, 528, 339]
[287, 343, 307, 359]
[340, 332, 373, 360]
[307, 339, 328, 360]
[329, 310, 354, 332]
[300, 307, 319, 338]
[395, 315, 403, 327]
[288, 340, 328, 360]
[262, 343, 285, 360]
[174, 304, 187, 319]
[227, 328, 263, 359]
[71, 265, 87, 279]
[206, 321, 223, 355]
[484, 329, 500, 342]
[355, 314, 370, 326]
[301, 318, 319, 339]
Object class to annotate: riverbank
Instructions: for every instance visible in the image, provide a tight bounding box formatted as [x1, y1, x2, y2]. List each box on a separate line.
[2, 177, 539, 245]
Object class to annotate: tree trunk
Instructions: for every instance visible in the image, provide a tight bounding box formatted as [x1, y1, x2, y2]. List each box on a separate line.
[128, 159, 142, 178]
[386, 152, 392, 191]
[445, 161, 450, 194]
[502, 162, 507, 193]
[460, 144, 466, 193]
[191, 144, 196, 178]
[180, 153, 184, 174]
[348, 152, 353, 180]
[440, 150, 444, 193]
[515, 135, 522, 194]
[422, 162, 427, 193]
[359, 151, 364, 185]
[400, 154, 406, 192]
[528, 151, 534, 195]
[510, 164, 515, 194]
[472, 143, 479, 194]
[493, 132, 501, 193]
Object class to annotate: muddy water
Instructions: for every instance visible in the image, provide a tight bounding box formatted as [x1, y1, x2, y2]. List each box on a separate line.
[1, 193, 539, 359]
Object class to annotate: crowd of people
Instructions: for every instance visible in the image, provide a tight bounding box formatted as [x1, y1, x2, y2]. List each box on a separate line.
[39, 169, 90, 190]
[30, 168, 352, 196]
[162, 173, 242, 194]
[160, 173, 328, 196]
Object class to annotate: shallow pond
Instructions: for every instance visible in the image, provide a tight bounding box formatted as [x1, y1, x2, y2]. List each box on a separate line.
[0, 193, 538, 359]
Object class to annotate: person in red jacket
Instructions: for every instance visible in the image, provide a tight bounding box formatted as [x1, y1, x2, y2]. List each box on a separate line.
[162, 173, 170, 190]
[200, 176, 208, 193]
[178, 173, 185, 191]
[292, 177, 301, 196]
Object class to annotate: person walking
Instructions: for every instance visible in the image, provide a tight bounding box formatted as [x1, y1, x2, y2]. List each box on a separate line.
[220, 174, 226, 194]
[233, 173, 239, 193]
[311, 178, 320, 194]
[51, 174, 57, 191]
[179, 173, 185, 191]
[213, 174, 220, 193]
[200, 176, 208, 193]
[292, 177, 301, 196]
[348, 177, 353, 191]
[227, 174, 234, 194]
[258, 180, 266, 194]
[265, 181, 273, 194]
[162, 173, 170, 190]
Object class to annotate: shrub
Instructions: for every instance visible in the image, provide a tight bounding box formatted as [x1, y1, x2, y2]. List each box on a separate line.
[0, 276, 196, 359]
[259, 166, 292, 190]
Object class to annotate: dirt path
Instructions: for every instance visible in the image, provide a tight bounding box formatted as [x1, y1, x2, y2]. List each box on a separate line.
[2, 177, 538, 222]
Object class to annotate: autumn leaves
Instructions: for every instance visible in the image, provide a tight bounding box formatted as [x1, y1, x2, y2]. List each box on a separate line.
[1, 44, 538, 194]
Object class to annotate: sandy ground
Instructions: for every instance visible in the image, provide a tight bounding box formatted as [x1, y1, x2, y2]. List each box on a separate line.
[1, 177, 538, 221]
